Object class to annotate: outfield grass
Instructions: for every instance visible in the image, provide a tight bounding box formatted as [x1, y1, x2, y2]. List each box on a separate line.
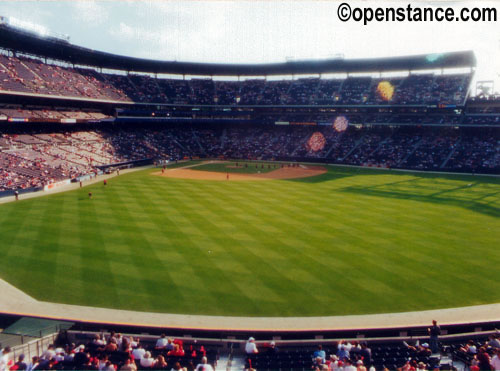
[0, 163, 498, 317]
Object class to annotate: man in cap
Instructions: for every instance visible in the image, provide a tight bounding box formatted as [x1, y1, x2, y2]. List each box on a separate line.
[245, 337, 259, 354]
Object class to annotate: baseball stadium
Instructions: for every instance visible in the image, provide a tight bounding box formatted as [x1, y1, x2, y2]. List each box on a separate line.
[0, 2, 498, 371]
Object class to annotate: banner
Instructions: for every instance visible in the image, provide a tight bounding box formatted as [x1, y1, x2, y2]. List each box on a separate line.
[44, 179, 71, 191]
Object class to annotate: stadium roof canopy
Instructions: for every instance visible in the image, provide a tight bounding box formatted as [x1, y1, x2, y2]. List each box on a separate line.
[0, 22, 477, 76]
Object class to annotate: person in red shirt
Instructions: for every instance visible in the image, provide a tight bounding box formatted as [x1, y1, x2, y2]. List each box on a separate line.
[167, 344, 185, 357]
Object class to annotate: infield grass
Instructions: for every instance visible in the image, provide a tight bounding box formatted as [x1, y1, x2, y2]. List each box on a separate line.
[190, 161, 278, 174]
[0, 163, 498, 316]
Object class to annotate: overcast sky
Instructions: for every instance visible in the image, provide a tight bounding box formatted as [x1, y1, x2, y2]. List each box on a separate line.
[0, 0, 498, 92]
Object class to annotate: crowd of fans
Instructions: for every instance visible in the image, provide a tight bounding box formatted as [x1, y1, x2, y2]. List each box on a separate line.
[0, 106, 110, 121]
[0, 53, 472, 106]
[1, 326, 500, 371]
[451, 334, 500, 371]
[0, 124, 498, 192]
[243, 332, 500, 371]
[0, 332, 218, 371]
[244, 333, 500, 371]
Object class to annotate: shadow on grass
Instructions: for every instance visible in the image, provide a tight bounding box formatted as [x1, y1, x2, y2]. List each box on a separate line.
[287, 166, 375, 183]
[290, 164, 500, 184]
[339, 177, 500, 218]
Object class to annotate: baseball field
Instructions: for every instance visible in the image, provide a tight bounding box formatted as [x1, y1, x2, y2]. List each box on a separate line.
[0, 161, 498, 317]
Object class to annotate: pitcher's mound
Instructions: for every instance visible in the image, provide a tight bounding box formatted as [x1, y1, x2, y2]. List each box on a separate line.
[154, 165, 327, 181]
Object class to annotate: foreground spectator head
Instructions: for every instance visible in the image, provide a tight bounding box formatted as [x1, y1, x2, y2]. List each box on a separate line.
[154, 355, 167, 369]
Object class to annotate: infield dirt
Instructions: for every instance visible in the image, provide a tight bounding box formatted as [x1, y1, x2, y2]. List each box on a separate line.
[153, 164, 327, 181]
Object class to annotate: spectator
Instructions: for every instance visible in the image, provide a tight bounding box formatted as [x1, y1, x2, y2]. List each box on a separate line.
[337, 341, 351, 361]
[0, 347, 11, 371]
[313, 345, 326, 362]
[491, 348, 500, 370]
[119, 357, 137, 371]
[343, 358, 357, 371]
[428, 320, 441, 353]
[460, 340, 477, 354]
[477, 347, 492, 371]
[356, 359, 367, 371]
[153, 355, 168, 370]
[10, 354, 27, 371]
[328, 355, 340, 371]
[101, 361, 115, 371]
[489, 335, 500, 349]
[245, 337, 258, 354]
[73, 345, 90, 368]
[167, 344, 185, 357]
[93, 334, 106, 346]
[170, 362, 183, 371]
[140, 352, 155, 368]
[312, 356, 324, 370]
[195, 357, 213, 371]
[359, 342, 372, 366]
[156, 334, 169, 349]
[132, 344, 146, 361]
[417, 362, 428, 371]
[41, 345, 56, 361]
[25, 357, 38, 371]
[266, 341, 279, 355]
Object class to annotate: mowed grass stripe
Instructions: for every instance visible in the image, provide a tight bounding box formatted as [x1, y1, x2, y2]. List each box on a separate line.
[164, 179, 340, 314]
[0, 164, 498, 316]
[122, 182, 226, 313]
[171, 184, 312, 314]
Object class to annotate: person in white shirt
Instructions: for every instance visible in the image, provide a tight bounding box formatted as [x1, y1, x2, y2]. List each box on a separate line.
[245, 337, 258, 354]
[132, 345, 146, 361]
[195, 357, 214, 371]
[328, 355, 341, 371]
[130, 337, 139, 349]
[140, 352, 155, 368]
[343, 358, 357, 371]
[156, 334, 169, 349]
[115, 333, 123, 349]
[491, 349, 500, 371]
[93, 334, 106, 346]
[41, 345, 56, 360]
[0, 347, 11, 371]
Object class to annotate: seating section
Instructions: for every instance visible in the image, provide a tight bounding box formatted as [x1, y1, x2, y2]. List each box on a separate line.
[25, 332, 499, 371]
[0, 124, 498, 192]
[0, 53, 472, 106]
[24, 334, 219, 371]
[0, 106, 111, 121]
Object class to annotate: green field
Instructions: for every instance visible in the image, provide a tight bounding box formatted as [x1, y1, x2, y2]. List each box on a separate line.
[0, 163, 498, 317]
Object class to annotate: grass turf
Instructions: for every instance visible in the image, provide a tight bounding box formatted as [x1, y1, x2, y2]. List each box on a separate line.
[0, 163, 498, 317]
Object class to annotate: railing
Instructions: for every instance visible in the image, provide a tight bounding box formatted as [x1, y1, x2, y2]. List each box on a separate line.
[1, 323, 71, 360]
[9, 333, 59, 362]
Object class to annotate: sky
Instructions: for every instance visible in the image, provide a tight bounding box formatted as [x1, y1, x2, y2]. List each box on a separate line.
[0, 0, 498, 93]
